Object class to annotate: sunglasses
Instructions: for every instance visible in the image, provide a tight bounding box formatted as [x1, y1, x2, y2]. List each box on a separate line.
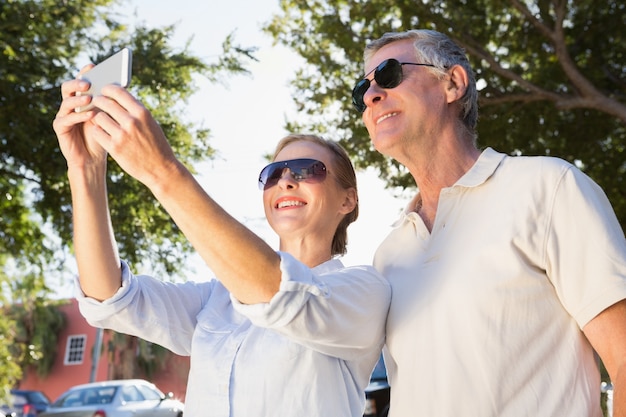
[258, 158, 328, 190]
[351, 58, 437, 112]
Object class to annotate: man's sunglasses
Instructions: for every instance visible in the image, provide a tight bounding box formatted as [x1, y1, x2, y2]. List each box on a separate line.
[351, 58, 437, 112]
[258, 158, 327, 190]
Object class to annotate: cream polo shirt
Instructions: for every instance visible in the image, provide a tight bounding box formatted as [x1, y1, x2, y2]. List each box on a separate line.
[374, 148, 626, 417]
[77, 252, 391, 417]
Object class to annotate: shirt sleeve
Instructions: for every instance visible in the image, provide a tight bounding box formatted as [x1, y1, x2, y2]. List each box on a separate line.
[545, 164, 626, 327]
[231, 252, 391, 360]
[76, 260, 212, 356]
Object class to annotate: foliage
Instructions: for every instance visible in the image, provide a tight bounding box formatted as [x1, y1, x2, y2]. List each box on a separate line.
[0, 0, 256, 278]
[265, 0, 626, 228]
[0, 0, 255, 393]
[5, 273, 67, 378]
[105, 331, 171, 380]
[0, 271, 21, 403]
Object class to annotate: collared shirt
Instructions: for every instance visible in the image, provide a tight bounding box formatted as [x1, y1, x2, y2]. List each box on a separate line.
[375, 148, 626, 417]
[77, 252, 390, 417]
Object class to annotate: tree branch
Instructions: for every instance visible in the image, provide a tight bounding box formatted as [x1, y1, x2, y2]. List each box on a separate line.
[508, 0, 555, 41]
[0, 166, 42, 185]
[547, 0, 600, 99]
[547, 0, 626, 122]
[456, 1, 626, 124]
[453, 34, 563, 102]
[479, 93, 550, 107]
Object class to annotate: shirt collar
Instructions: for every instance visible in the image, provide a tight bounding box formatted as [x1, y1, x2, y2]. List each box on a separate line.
[395, 147, 505, 224]
[312, 258, 344, 274]
[454, 147, 504, 188]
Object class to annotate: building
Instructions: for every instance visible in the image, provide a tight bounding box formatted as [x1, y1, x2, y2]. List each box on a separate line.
[16, 299, 190, 403]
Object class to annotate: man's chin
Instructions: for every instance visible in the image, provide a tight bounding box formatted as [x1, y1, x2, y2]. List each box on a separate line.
[371, 135, 396, 157]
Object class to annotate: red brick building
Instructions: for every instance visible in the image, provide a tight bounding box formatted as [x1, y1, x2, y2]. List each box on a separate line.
[16, 299, 190, 403]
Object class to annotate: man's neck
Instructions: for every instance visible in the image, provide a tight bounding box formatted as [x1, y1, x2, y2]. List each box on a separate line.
[403, 137, 481, 232]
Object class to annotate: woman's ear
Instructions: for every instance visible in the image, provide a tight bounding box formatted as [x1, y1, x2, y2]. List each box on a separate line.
[445, 64, 469, 104]
[339, 188, 358, 215]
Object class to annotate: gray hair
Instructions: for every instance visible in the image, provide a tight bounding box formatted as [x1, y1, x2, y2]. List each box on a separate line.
[364, 30, 478, 138]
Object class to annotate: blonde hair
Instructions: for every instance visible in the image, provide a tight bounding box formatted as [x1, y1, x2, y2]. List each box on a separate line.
[272, 134, 358, 256]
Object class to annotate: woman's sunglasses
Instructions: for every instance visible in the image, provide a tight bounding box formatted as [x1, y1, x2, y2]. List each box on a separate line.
[351, 58, 437, 112]
[258, 158, 327, 190]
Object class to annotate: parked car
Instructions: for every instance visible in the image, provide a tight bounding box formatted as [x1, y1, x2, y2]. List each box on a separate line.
[39, 379, 183, 417]
[1, 389, 51, 417]
[602, 381, 613, 417]
[363, 355, 390, 417]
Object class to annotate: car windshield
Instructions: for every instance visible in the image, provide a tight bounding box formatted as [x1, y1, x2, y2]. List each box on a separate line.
[137, 385, 163, 401]
[54, 387, 117, 407]
[23, 391, 51, 404]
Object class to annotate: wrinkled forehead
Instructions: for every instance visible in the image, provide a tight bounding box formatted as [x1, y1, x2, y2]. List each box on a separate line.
[364, 39, 417, 74]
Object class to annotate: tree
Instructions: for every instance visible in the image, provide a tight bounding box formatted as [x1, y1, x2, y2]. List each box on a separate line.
[1, 0, 256, 277]
[5, 273, 66, 379]
[0, 272, 21, 402]
[0, 0, 255, 391]
[105, 331, 171, 380]
[265, 0, 626, 227]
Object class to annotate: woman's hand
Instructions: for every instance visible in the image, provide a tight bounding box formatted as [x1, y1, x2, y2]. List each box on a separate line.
[84, 84, 181, 191]
[52, 66, 108, 171]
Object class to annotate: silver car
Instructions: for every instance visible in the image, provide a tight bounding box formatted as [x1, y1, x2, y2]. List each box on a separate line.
[40, 379, 183, 417]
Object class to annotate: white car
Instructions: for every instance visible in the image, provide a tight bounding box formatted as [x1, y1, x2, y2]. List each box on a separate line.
[602, 381, 613, 417]
[40, 379, 183, 417]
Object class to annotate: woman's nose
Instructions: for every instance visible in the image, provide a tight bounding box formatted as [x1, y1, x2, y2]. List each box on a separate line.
[276, 168, 297, 188]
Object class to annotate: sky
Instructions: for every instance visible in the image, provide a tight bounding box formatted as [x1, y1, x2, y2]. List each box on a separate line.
[86, 0, 413, 284]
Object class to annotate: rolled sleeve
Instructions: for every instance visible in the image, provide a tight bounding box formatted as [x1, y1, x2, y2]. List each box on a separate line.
[75, 261, 137, 321]
[232, 252, 330, 327]
[233, 251, 391, 359]
[75, 260, 211, 356]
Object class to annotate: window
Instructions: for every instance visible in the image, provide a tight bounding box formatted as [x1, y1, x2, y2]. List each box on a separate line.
[138, 385, 162, 401]
[64, 335, 87, 365]
[121, 386, 143, 402]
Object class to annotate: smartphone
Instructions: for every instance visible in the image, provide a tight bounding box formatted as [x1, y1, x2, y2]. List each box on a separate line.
[75, 47, 132, 112]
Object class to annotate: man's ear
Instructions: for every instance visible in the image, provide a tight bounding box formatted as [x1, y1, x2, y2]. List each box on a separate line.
[445, 64, 469, 104]
[339, 187, 358, 215]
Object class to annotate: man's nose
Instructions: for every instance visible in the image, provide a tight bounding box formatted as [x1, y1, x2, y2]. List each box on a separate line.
[363, 82, 386, 109]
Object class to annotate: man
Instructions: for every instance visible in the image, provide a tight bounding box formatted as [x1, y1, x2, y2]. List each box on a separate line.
[352, 29, 626, 416]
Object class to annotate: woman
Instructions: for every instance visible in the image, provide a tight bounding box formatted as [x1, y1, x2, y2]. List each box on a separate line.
[52, 77, 390, 417]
